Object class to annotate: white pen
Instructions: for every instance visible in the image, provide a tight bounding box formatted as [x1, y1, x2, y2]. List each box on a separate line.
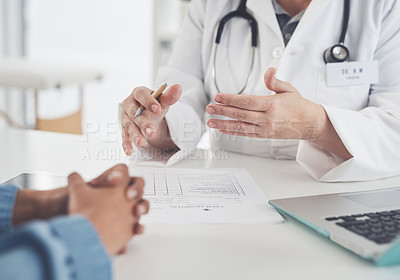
[135, 82, 168, 117]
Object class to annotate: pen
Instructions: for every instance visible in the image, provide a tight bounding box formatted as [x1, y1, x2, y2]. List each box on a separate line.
[135, 82, 168, 117]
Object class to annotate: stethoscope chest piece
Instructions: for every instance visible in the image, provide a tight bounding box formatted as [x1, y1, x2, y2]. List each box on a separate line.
[323, 43, 350, 64]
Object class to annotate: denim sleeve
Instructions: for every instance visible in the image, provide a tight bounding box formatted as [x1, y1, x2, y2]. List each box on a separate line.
[49, 216, 112, 280]
[0, 216, 112, 280]
[0, 185, 19, 235]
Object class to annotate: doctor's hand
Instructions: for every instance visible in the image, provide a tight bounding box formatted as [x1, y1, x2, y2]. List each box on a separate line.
[121, 85, 182, 156]
[206, 67, 352, 160]
[206, 68, 322, 140]
[68, 164, 149, 255]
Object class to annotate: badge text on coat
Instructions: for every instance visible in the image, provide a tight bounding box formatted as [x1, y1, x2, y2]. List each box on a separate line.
[326, 60, 379, 87]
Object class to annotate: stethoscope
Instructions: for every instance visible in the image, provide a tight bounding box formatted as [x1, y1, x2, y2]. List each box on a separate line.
[212, 0, 351, 94]
[323, 0, 350, 63]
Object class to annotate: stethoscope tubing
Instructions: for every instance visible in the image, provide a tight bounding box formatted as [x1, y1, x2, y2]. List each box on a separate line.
[212, 0, 257, 94]
[213, 0, 350, 93]
[212, 43, 256, 95]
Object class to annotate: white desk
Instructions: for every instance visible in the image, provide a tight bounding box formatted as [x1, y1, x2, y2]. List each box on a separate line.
[1, 128, 400, 280]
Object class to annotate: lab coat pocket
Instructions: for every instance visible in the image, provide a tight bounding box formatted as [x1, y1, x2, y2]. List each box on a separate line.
[317, 66, 370, 111]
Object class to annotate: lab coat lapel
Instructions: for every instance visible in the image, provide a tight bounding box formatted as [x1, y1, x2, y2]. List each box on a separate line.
[247, 0, 282, 39]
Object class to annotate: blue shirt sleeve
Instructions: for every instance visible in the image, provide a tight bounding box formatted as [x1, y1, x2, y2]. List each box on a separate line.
[49, 216, 112, 280]
[0, 185, 19, 235]
[0, 215, 112, 280]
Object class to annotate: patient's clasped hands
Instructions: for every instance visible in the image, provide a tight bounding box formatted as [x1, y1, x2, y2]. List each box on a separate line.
[12, 164, 149, 256]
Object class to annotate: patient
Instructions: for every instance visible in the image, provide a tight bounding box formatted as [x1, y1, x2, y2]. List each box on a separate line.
[0, 164, 149, 280]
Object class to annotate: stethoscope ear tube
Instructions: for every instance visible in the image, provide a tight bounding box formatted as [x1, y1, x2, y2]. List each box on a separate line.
[215, 5, 258, 47]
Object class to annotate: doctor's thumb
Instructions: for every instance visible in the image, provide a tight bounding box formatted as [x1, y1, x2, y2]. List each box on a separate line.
[264, 67, 292, 94]
[159, 84, 182, 106]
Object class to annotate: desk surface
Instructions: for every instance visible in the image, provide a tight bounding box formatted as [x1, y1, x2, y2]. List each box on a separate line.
[1, 128, 400, 280]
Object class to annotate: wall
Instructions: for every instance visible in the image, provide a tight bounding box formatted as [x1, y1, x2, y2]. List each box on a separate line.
[25, 0, 154, 126]
[1, 1, 184, 130]
[0, 0, 25, 128]
[153, 0, 190, 81]
[0, 0, 6, 128]
[0, 0, 4, 53]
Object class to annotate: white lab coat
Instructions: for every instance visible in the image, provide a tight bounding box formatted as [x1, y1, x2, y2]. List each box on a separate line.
[155, 0, 400, 182]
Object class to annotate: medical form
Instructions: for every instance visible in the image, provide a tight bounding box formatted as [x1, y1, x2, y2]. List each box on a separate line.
[130, 167, 283, 224]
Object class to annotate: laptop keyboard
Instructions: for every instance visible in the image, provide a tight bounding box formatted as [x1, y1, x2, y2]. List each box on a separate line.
[325, 210, 400, 245]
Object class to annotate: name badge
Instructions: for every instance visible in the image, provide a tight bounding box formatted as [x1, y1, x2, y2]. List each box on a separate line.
[326, 60, 379, 87]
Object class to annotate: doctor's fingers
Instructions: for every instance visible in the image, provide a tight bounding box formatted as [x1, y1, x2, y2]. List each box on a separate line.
[219, 129, 264, 139]
[121, 114, 146, 151]
[134, 84, 182, 118]
[122, 129, 134, 156]
[206, 104, 262, 124]
[214, 94, 270, 112]
[207, 119, 261, 135]
[132, 114, 160, 139]
[121, 112, 144, 142]
[133, 87, 162, 115]
[122, 91, 142, 120]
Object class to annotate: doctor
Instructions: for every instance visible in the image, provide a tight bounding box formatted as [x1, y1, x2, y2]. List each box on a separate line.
[120, 0, 400, 182]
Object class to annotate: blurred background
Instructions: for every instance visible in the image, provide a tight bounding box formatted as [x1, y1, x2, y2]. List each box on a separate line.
[0, 0, 190, 136]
